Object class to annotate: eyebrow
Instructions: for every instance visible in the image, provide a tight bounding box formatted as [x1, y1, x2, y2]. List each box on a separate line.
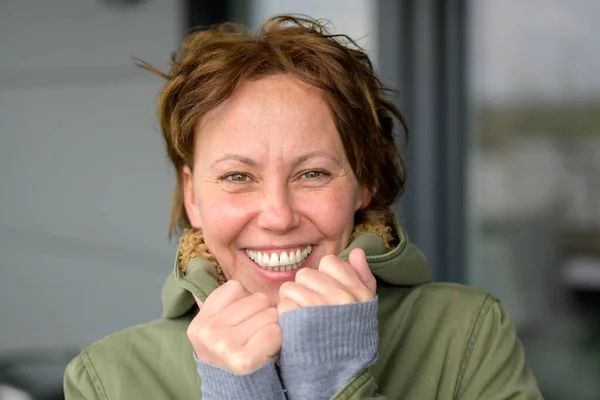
[212, 154, 258, 168]
[211, 151, 340, 169]
[290, 151, 341, 169]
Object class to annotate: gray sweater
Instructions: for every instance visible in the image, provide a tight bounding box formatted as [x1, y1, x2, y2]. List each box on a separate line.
[195, 299, 378, 400]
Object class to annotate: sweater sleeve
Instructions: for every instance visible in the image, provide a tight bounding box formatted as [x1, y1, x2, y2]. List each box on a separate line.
[194, 354, 286, 400]
[455, 298, 543, 399]
[278, 299, 380, 400]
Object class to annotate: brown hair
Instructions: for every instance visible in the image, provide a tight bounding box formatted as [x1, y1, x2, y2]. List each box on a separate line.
[137, 15, 408, 239]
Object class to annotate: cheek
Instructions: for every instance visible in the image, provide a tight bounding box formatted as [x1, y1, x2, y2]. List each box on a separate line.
[299, 189, 357, 237]
[196, 188, 257, 248]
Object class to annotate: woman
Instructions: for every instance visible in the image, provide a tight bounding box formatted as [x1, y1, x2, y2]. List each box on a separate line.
[64, 15, 542, 399]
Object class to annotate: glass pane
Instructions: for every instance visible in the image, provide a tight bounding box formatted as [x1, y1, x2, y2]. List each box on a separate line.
[468, 1, 600, 399]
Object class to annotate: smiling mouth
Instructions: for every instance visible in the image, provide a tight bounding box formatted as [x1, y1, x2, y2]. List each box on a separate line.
[245, 245, 313, 271]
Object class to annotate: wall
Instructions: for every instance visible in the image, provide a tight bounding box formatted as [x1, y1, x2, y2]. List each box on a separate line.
[0, 0, 182, 353]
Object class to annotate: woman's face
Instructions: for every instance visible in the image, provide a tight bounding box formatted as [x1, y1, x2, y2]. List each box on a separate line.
[183, 74, 371, 305]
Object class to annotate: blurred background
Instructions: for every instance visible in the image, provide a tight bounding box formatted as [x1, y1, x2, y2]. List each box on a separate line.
[1, 0, 599, 398]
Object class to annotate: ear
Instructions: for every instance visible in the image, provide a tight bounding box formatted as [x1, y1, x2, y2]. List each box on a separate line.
[355, 185, 373, 211]
[183, 165, 203, 229]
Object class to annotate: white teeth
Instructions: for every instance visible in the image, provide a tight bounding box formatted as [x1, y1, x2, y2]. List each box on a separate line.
[280, 251, 289, 265]
[245, 245, 313, 271]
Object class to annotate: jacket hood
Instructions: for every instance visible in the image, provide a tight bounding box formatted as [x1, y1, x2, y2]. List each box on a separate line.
[161, 219, 431, 319]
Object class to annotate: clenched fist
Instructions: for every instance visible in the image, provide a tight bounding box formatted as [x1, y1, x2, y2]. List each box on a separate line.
[187, 280, 282, 374]
[278, 248, 376, 314]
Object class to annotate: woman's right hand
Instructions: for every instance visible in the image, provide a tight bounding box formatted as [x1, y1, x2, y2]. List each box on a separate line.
[187, 280, 282, 374]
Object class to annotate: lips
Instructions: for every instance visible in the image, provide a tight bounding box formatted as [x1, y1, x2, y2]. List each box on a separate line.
[245, 245, 313, 271]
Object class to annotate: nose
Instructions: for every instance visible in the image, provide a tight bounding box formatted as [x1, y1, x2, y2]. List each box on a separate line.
[257, 183, 300, 233]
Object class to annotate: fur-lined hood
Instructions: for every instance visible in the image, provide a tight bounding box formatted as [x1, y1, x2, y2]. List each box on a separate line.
[161, 216, 431, 319]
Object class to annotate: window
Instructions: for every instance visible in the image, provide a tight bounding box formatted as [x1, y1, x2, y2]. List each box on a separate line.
[468, 1, 600, 398]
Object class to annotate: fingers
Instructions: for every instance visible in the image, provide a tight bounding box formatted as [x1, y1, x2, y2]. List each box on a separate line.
[217, 292, 271, 326]
[348, 248, 377, 296]
[189, 250, 376, 374]
[221, 323, 281, 374]
[277, 253, 376, 312]
[233, 307, 279, 345]
[208, 307, 279, 356]
[195, 307, 280, 374]
[200, 280, 249, 319]
[277, 298, 301, 314]
[292, 267, 357, 304]
[279, 281, 323, 308]
[194, 294, 272, 356]
[188, 287, 282, 374]
[315, 255, 375, 302]
[244, 323, 282, 368]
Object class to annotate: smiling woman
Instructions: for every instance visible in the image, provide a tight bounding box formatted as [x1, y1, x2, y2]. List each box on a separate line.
[183, 75, 372, 301]
[63, 15, 543, 400]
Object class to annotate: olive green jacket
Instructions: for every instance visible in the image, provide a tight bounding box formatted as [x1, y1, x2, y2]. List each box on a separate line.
[64, 226, 543, 399]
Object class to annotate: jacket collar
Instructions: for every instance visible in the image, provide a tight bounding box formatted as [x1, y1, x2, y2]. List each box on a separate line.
[161, 218, 431, 319]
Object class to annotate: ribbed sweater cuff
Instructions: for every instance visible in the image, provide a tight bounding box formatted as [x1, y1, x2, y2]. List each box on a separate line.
[279, 299, 379, 399]
[194, 353, 286, 400]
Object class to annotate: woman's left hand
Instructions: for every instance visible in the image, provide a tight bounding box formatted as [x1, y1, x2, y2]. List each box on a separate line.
[277, 248, 376, 314]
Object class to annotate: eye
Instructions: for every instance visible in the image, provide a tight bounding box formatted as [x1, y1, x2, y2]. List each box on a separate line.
[300, 170, 329, 180]
[225, 173, 251, 182]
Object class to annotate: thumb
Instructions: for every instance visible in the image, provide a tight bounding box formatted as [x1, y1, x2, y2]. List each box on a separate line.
[348, 248, 376, 296]
[193, 295, 204, 309]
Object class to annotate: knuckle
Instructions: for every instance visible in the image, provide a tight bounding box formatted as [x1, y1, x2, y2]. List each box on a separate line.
[220, 279, 239, 292]
[277, 299, 296, 314]
[225, 279, 241, 288]
[278, 281, 294, 295]
[294, 267, 312, 280]
[331, 289, 355, 304]
[264, 307, 280, 322]
[347, 280, 375, 301]
[213, 336, 237, 359]
[186, 326, 196, 342]
[196, 321, 219, 344]
[322, 254, 337, 262]
[251, 292, 270, 307]
[229, 352, 253, 374]
[318, 254, 336, 267]
[187, 317, 208, 343]
[213, 340, 227, 358]
[318, 255, 343, 272]
[226, 280, 245, 293]
[279, 281, 291, 290]
[348, 281, 366, 294]
[267, 322, 282, 338]
[357, 287, 375, 301]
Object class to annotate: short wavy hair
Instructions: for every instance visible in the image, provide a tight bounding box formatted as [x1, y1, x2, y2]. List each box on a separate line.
[138, 15, 408, 238]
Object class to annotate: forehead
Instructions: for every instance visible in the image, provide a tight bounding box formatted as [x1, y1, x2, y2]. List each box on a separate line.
[195, 75, 341, 152]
